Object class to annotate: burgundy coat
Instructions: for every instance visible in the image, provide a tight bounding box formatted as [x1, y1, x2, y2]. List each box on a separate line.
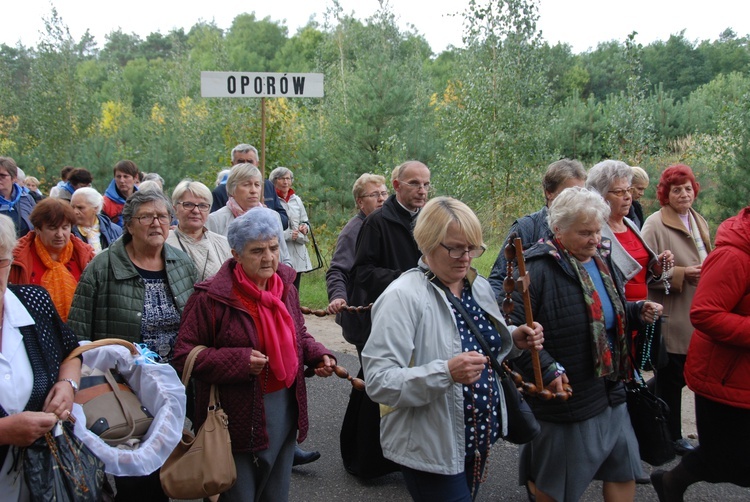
[685, 207, 750, 410]
[173, 259, 331, 453]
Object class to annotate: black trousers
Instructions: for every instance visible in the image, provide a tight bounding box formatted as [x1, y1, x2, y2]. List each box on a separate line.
[653, 352, 687, 440]
[682, 394, 750, 487]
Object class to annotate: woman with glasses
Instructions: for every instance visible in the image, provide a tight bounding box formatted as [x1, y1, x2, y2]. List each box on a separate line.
[586, 160, 673, 324]
[0, 157, 36, 238]
[509, 187, 660, 502]
[642, 164, 711, 456]
[363, 197, 543, 501]
[167, 180, 231, 282]
[68, 190, 196, 502]
[270, 167, 312, 291]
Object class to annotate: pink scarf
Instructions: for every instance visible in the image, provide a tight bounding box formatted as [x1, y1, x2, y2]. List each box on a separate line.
[232, 263, 298, 387]
[227, 197, 246, 218]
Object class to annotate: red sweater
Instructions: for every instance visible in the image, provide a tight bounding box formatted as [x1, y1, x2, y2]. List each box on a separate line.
[685, 206, 750, 409]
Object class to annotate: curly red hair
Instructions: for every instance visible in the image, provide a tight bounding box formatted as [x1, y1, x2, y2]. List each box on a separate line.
[656, 164, 700, 206]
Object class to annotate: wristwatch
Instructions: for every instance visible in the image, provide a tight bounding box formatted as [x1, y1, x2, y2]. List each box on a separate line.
[59, 378, 79, 394]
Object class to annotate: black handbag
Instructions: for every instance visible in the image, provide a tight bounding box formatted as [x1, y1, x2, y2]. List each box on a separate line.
[429, 273, 540, 445]
[24, 420, 105, 502]
[625, 365, 676, 466]
[339, 365, 400, 478]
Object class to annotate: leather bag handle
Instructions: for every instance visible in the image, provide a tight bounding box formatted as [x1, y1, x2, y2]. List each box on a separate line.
[103, 368, 137, 442]
[63, 338, 139, 363]
[181, 345, 220, 409]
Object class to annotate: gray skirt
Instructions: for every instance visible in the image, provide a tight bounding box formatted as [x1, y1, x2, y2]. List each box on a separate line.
[519, 403, 644, 502]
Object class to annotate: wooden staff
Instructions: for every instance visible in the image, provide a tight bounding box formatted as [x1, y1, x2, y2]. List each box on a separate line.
[503, 236, 572, 401]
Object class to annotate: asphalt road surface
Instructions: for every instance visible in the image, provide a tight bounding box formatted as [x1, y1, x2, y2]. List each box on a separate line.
[290, 330, 750, 501]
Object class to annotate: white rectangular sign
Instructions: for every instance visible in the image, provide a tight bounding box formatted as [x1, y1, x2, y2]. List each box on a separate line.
[201, 71, 324, 98]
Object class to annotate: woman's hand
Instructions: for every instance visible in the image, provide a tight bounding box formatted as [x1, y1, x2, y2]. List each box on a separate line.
[0, 412, 58, 447]
[249, 349, 268, 376]
[43, 381, 75, 421]
[640, 301, 664, 324]
[653, 250, 675, 276]
[685, 265, 702, 285]
[292, 229, 299, 241]
[546, 374, 570, 395]
[326, 298, 347, 315]
[313, 355, 336, 378]
[511, 322, 544, 351]
[299, 223, 309, 235]
[448, 351, 487, 385]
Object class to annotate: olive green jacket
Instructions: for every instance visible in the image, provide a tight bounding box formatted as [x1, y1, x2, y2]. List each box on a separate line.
[68, 237, 197, 343]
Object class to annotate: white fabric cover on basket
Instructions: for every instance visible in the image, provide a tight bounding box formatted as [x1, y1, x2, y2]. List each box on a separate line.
[70, 341, 186, 476]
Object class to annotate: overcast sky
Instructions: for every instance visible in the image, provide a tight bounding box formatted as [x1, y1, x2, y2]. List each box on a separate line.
[4, 0, 749, 54]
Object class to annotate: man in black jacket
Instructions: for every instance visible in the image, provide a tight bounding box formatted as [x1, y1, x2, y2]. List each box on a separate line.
[488, 158, 586, 299]
[210, 143, 289, 230]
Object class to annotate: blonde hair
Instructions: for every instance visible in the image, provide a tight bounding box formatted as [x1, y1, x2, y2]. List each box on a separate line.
[414, 197, 484, 256]
[226, 164, 261, 197]
[352, 173, 387, 201]
[631, 166, 649, 186]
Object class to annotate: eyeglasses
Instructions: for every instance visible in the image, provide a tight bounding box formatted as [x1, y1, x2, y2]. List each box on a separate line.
[134, 214, 171, 225]
[607, 187, 632, 198]
[177, 201, 211, 212]
[361, 191, 389, 199]
[277, 176, 293, 182]
[439, 243, 486, 259]
[402, 181, 433, 192]
[0, 258, 11, 268]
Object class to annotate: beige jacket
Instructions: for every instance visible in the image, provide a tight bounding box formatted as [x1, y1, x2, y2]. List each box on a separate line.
[642, 205, 712, 354]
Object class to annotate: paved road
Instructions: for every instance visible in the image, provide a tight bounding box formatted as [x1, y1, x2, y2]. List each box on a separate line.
[291, 350, 750, 502]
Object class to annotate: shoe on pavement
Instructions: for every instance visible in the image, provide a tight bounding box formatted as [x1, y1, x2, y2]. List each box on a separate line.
[673, 438, 695, 455]
[293, 446, 321, 466]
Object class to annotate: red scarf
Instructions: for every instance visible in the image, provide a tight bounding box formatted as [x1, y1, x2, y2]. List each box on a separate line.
[275, 187, 295, 203]
[232, 263, 298, 387]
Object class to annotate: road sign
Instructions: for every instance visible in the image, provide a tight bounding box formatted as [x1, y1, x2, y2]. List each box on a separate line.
[201, 71, 324, 98]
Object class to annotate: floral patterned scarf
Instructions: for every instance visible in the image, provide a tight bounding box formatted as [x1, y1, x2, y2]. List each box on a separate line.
[553, 238, 629, 380]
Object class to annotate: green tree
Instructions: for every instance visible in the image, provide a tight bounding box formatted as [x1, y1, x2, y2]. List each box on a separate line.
[641, 31, 710, 101]
[226, 13, 288, 71]
[435, 0, 552, 228]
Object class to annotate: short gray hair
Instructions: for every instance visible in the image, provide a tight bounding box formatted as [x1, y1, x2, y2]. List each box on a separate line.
[172, 179, 212, 206]
[71, 187, 104, 213]
[543, 159, 587, 195]
[122, 190, 174, 239]
[215, 169, 231, 187]
[142, 173, 165, 187]
[226, 164, 261, 197]
[231, 144, 258, 163]
[586, 160, 632, 196]
[269, 166, 293, 183]
[548, 187, 610, 233]
[227, 207, 281, 252]
[0, 213, 17, 258]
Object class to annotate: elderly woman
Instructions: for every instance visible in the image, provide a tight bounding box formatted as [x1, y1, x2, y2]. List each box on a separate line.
[627, 166, 649, 229]
[167, 179, 231, 282]
[489, 159, 587, 298]
[326, 173, 388, 349]
[509, 187, 662, 502]
[362, 197, 543, 501]
[651, 205, 750, 499]
[0, 214, 82, 501]
[270, 167, 312, 291]
[70, 187, 122, 254]
[0, 157, 36, 238]
[68, 190, 196, 502]
[206, 163, 291, 266]
[586, 160, 673, 306]
[642, 164, 711, 456]
[9, 198, 94, 322]
[23, 175, 44, 202]
[173, 208, 335, 502]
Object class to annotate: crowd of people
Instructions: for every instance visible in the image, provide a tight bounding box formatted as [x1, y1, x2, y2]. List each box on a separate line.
[0, 149, 747, 502]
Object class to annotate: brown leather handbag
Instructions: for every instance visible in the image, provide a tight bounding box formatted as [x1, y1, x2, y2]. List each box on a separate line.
[65, 339, 154, 446]
[160, 345, 236, 499]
